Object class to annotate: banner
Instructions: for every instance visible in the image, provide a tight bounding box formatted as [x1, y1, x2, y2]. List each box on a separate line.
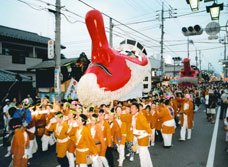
[64, 78, 77, 100]
[48, 40, 54, 59]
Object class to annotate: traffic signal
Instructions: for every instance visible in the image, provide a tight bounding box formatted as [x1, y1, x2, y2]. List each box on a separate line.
[182, 25, 203, 36]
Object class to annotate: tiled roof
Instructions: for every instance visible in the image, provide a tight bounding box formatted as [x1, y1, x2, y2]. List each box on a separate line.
[0, 69, 32, 82]
[27, 58, 79, 70]
[0, 25, 50, 44]
[0, 25, 66, 48]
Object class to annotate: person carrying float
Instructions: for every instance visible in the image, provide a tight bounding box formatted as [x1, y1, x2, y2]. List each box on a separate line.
[157, 98, 176, 148]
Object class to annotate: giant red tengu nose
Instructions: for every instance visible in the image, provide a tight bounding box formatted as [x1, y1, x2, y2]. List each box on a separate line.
[77, 10, 150, 106]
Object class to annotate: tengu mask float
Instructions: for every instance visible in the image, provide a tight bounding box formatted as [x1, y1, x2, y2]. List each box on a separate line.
[77, 10, 150, 106]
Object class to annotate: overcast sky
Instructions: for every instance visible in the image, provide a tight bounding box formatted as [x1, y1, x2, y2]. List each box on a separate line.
[1, 0, 228, 74]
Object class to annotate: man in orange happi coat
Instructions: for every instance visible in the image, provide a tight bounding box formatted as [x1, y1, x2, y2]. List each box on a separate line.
[46, 112, 69, 167]
[132, 103, 153, 167]
[10, 118, 29, 167]
[179, 94, 194, 141]
[158, 99, 176, 148]
[121, 103, 154, 167]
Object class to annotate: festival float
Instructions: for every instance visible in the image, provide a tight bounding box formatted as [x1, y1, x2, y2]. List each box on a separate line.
[178, 58, 200, 87]
[77, 10, 150, 106]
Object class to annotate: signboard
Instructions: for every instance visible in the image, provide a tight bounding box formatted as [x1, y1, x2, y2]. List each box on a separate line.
[48, 40, 54, 59]
[168, 80, 178, 84]
[54, 69, 60, 93]
[205, 22, 220, 40]
[64, 78, 77, 100]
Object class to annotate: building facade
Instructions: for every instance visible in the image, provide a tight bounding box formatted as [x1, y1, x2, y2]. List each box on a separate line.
[165, 64, 183, 78]
[0, 25, 66, 87]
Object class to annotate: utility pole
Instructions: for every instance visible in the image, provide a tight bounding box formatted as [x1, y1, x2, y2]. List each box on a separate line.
[224, 35, 227, 78]
[54, 0, 61, 96]
[157, 3, 176, 80]
[109, 18, 113, 48]
[199, 50, 202, 81]
[195, 49, 198, 68]
[187, 38, 190, 58]
[160, 2, 164, 79]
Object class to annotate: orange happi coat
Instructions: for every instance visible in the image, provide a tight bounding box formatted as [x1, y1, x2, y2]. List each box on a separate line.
[11, 128, 29, 167]
[46, 121, 69, 158]
[157, 105, 175, 134]
[120, 114, 133, 142]
[98, 120, 111, 156]
[35, 112, 47, 136]
[116, 117, 128, 145]
[87, 122, 105, 154]
[69, 126, 97, 164]
[109, 119, 121, 147]
[121, 112, 152, 146]
[181, 101, 194, 129]
[155, 104, 163, 131]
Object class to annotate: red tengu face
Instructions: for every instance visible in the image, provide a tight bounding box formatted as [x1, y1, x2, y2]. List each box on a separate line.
[77, 10, 150, 106]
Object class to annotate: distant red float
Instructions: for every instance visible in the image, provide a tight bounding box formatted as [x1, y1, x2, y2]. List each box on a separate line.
[178, 58, 200, 87]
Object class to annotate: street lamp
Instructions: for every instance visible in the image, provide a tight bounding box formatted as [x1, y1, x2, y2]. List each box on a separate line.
[186, 0, 202, 11]
[206, 2, 224, 20]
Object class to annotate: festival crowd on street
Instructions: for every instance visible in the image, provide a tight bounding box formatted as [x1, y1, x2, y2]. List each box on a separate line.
[1, 83, 228, 167]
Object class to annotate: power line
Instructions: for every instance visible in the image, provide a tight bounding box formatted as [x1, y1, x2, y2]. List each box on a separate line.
[176, 10, 206, 18]
[62, 8, 84, 19]
[77, 0, 160, 44]
[15, 0, 48, 11]
[115, 18, 158, 26]
[61, 13, 83, 24]
[32, 0, 56, 7]
[164, 46, 224, 53]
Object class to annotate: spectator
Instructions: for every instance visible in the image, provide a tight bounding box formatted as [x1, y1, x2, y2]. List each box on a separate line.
[13, 102, 32, 127]
[3, 99, 10, 132]
[208, 89, 217, 124]
[27, 94, 33, 105]
[10, 98, 17, 107]
[220, 90, 228, 120]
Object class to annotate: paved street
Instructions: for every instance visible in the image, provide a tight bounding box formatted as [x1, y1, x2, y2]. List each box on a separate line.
[0, 105, 227, 167]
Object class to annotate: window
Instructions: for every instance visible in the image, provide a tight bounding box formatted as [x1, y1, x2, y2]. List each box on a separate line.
[12, 52, 26, 64]
[127, 39, 136, 46]
[3, 48, 10, 55]
[120, 40, 126, 45]
[2, 43, 29, 64]
[142, 48, 147, 55]
[144, 77, 148, 81]
[36, 48, 48, 60]
[137, 42, 143, 50]
[143, 84, 148, 89]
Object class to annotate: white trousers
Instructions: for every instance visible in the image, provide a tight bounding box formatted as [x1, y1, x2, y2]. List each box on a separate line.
[66, 151, 75, 167]
[91, 155, 102, 167]
[28, 140, 34, 159]
[100, 156, 109, 167]
[118, 145, 125, 166]
[139, 146, 153, 167]
[134, 136, 140, 154]
[41, 135, 49, 151]
[180, 115, 192, 140]
[194, 105, 198, 112]
[4, 117, 9, 132]
[162, 134, 172, 146]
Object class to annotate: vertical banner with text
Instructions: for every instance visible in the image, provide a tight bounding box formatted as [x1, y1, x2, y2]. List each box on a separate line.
[64, 78, 77, 100]
[48, 40, 54, 59]
[54, 68, 60, 94]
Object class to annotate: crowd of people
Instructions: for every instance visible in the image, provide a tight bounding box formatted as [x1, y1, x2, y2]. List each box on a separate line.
[1, 83, 228, 167]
